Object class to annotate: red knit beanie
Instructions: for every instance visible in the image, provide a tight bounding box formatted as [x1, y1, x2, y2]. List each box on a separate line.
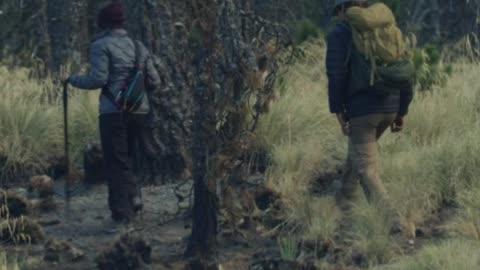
[97, 0, 126, 29]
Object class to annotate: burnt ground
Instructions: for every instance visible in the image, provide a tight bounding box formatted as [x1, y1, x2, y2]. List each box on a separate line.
[2, 178, 284, 270]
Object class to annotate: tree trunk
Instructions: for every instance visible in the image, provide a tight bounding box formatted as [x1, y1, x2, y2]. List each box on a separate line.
[123, 0, 193, 184]
[32, 0, 52, 77]
[184, 47, 218, 260]
[184, 0, 275, 262]
[183, 0, 218, 260]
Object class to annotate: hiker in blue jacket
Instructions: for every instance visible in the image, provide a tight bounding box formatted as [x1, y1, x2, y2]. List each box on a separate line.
[64, 1, 160, 229]
[327, 0, 413, 224]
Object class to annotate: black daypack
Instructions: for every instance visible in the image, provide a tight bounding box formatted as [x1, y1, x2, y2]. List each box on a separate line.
[102, 40, 147, 113]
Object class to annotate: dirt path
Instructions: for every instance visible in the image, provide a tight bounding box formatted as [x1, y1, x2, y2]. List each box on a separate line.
[3, 181, 281, 270]
[4, 183, 192, 269]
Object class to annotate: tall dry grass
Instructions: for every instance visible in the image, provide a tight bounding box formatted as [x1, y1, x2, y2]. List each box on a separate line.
[0, 67, 99, 182]
[375, 240, 480, 270]
[256, 40, 344, 242]
[257, 39, 480, 267]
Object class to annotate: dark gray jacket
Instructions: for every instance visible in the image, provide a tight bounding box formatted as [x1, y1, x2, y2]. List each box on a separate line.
[69, 29, 161, 114]
[326, 24, 413, 119]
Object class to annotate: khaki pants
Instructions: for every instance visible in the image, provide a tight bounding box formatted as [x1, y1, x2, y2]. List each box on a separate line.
[337, 113, 396, 209]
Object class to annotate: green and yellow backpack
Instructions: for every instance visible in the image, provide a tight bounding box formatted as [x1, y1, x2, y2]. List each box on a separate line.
[344, 3, 415, 96]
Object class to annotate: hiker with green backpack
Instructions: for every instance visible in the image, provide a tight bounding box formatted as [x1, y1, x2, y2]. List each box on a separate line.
[326, 0, 413, 227]
[63, 1, 161, 231]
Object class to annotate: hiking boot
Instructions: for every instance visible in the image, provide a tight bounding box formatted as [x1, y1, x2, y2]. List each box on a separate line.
[102, 218, 135, 235]
[133, 185, 143, 213]
[103, 213, 135, 235]
[133, 195, 143, 213]
[102, 219, 121, 235]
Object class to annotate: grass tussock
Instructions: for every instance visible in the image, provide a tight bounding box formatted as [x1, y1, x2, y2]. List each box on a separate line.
[376, 240, 480, 270]
[0, 67, 99, 182]
[447, 186, 480, 240]
[258, 39, 480, 266]
[302, 197, 340, 242]
[0, 216, 45, 244]
[0, 190, 31, 218]
[0, 251, 21, 270]
[350, 201, 399, 265]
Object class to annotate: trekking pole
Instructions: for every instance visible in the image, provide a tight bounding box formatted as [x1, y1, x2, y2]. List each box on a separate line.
[63, 82, 71, 218]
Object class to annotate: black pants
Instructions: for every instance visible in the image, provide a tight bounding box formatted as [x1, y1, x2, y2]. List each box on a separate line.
[99, 113, 147, 222]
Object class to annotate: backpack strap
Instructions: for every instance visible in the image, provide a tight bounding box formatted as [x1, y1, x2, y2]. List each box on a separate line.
[101, 46, 118, 109]
[345, 22, 377, 86]
[133, 40, 142, 69]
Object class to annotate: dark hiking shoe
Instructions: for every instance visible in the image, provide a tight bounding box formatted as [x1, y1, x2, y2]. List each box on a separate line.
[103, 213, 135, 235]
[102, 219, 122, 235]
[133, 185, 144, 213]
[102, 219, 135, 235]
[133, 195, 143, 213]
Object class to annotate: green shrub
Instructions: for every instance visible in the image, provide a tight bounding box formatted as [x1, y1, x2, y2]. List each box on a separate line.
[295, 19, 322, 44]
[413, 44, 453, 91]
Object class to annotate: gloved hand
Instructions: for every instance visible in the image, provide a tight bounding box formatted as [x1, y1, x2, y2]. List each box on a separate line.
[61, 76, 71, 86]
[336, 113, 350, 136]
[391, 115, 404, 133]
